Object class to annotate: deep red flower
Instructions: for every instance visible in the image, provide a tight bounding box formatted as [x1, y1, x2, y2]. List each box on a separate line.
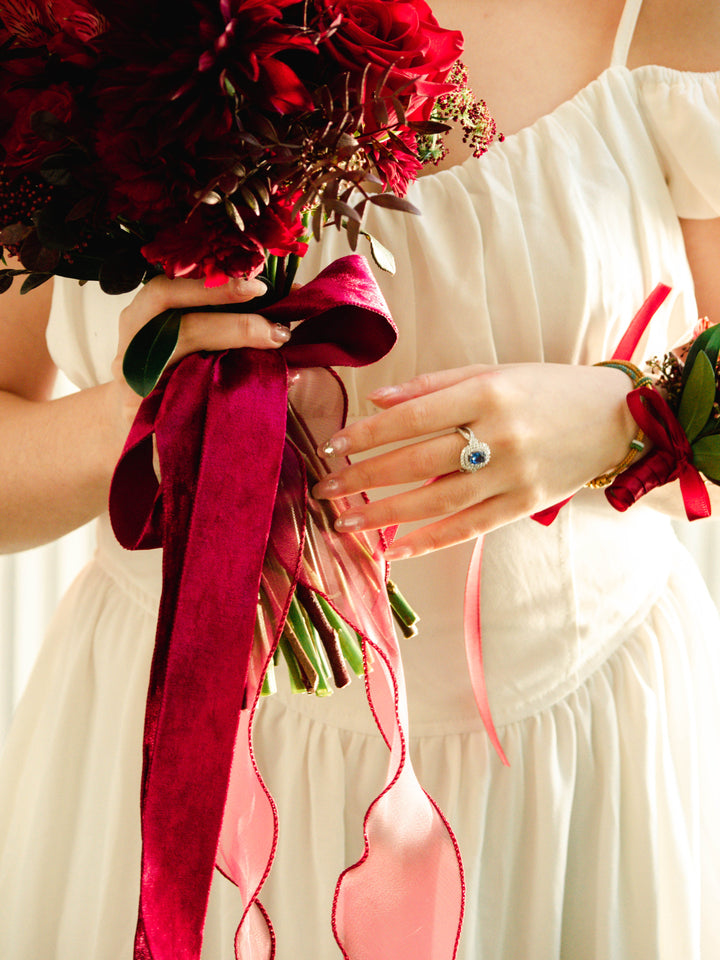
[141, 199, 307, 286]
[0, 82, 75, 175]
[0, 0, 105, 45]
[194, 0, 320, 114]
[318, 0, 463, 122]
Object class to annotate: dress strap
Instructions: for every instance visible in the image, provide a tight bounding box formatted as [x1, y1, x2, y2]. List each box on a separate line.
[610, 0, 644, 67]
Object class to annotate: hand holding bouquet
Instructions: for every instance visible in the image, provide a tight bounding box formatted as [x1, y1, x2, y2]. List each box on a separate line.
[0, 3, 501, 958]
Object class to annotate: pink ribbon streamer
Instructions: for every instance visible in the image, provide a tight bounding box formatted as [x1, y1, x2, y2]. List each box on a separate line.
[463, 283, 673, 764]
[109, 255, 464, 960]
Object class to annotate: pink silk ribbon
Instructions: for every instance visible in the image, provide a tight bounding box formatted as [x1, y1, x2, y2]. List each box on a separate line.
[605, 386, 712, 520]
[463, 283, 673, 764]
[109, 255, 464, 960]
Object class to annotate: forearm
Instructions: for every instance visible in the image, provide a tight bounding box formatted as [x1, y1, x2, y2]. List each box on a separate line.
[0, 383, 128, 553]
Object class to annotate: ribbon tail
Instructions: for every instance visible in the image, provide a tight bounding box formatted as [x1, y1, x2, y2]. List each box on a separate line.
[678, 464, 713, 521]
[463, 537, 509, 766]
[261, 368, 465, 959]
[111, 349, 289, 960]
[611, 283, 672, 361]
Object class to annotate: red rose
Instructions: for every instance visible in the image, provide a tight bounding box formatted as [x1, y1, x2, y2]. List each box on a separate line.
[319, 0, 463, 121]
[0, 83, 75, 175]
[141, 200, 307, 286]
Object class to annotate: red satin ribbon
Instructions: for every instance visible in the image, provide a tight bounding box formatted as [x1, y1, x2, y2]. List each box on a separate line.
[110, 255, 465, 960]
[606, 386, 712, 520]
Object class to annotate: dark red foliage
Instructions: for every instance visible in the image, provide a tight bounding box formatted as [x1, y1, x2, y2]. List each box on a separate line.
[0, 0, 467, 286]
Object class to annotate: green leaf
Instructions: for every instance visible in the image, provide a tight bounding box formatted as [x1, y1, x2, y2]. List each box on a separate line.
[122, 308, 182, 397]
[683, 324, 720, 385]
[678, 351, 716, 441]
[0, 273, 15, 294]
[691, 435, 720, 482]
[20, 272, 52, 294]
[362, 231, 396, 274]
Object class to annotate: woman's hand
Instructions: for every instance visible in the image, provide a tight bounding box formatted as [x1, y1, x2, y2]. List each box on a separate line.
[312, 362, 640, 558]
[109, 274, 290, 439]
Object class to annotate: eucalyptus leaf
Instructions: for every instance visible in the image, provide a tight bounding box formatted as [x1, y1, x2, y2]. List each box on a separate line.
[368, 193, 421, 216]
[0, 222, 32, 244]
[19, 233, 59, 273]
[99, 250, 146, 295]
[362, 232, 396, 275]
[678, 351, 716, 441]
[123, 308, 182, 397]
[0, 273, 14, 294]
[691, 435, 720, 482]
[20, 272, 52, 294]
[34, 205, 79, 251]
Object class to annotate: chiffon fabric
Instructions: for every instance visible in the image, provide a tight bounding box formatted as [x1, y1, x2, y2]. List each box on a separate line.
[2, 29, 720, 960]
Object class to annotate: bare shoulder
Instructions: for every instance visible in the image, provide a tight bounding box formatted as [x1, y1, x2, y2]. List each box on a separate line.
[631, 0, 720, 72]
[0, 261, 56, 401]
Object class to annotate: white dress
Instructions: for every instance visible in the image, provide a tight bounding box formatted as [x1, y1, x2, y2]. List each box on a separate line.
[2, 3, 720, 957]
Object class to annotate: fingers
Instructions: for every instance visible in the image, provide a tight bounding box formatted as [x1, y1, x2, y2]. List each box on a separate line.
[116, 274, 290, 366]
[137, 274, 267, 315]
[174, 310, 290, 361]
[314, 432, 469, 497]
[118, 274, 270, 353]
[321, 372, 497, 457]
[332, 470, 498, 533]
[367, 365, 489, 408]
[383, 491, 536, 559]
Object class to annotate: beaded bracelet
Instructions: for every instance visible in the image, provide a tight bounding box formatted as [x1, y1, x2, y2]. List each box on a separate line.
[585, 360, 653, 489]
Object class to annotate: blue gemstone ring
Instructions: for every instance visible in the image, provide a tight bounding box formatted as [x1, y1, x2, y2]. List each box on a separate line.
[456, 426, 491, 473]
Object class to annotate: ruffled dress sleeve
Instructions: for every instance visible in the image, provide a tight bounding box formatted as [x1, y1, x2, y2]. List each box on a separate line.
[639, 69, 720, 219]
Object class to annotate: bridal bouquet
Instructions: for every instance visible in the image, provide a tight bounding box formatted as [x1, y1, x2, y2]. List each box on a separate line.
[0, 3, 501, 958]
[0, 0, 500, 687]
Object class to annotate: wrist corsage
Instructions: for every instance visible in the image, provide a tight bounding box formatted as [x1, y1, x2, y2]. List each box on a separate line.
[604, 318, 719, 520]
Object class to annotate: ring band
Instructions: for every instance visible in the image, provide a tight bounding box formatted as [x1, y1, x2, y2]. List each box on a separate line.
[456, 426, 491, 472]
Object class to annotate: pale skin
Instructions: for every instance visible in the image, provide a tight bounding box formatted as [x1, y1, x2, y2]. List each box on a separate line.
[1, 0, 719, 556]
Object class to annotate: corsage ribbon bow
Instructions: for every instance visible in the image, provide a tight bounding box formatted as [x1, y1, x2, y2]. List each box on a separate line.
[109, 255, 464, 960]
[606, 386, 712, 520]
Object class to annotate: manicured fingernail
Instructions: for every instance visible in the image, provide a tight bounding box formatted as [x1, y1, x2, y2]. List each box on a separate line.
[271, 323, 291, 343]
[320, 435, 349, 457]
[334, 512, 364, 531]
[384, 545, 412, 561]
[247, 278, 267, 296]
[369, 384, 403, 402]
[312, 476, 342, 498]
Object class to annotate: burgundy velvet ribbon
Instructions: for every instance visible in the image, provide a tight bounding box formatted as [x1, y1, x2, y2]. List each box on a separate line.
[605, 386, 712, 520]
[109, 256, 402, 960]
